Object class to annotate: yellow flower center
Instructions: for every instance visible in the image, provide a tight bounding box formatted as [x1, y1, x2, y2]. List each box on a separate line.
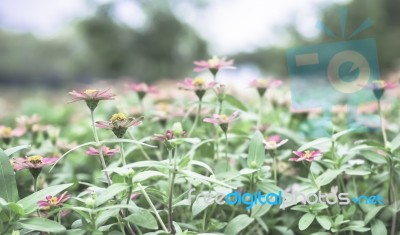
[219, 114, 229, 122]
[111, 113, 127, 122]
[84, 89, 98, 95]
[208, 56, 220, 68]
[193, 77, 205, 87]
[372, 80, 385, 88]
[2, 127, 12, 136]
[303, 151, 312, 159]
[48, 197, 58, 205]
[258, 79, 268, 86]
[27, 155, 43, 165]
[267, 141, 277, 148]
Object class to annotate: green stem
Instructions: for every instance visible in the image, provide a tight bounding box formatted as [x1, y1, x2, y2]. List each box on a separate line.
[378, 100, 388, 146]
[257, 96, 264, 128]
[137, 183, 168, 233]
[218, 100, 223, 115]
[33, 177, 40, 217]
[224, 132, 229, 171]
[120, 141, 126, 166]
[168, 149, 177, 234]
[90, 110, 112, 185]
[188, 99, 202, 137]
[270, 151, 277, 185]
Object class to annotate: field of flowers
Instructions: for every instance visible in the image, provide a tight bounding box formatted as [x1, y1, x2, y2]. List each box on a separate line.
[0, 57, 399, 235]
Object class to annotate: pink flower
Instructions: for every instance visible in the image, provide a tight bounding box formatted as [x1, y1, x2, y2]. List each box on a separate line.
[289, 150, 322, 162]
[250, 79, 283, 97]
[38, 191, 71, 210]
[203, 111, 240, 133]
[194, 56, 236, 75]
[128, 82, 158, 100]
[16, 114, 42, 129]
[11, 155, 58, 171]
[363, 80, 397, 100]
[177, 77, 216, 100]
[69, 89, 115, 111]
[264, 135, 288, 150]
[0, 125, 26, 139]
[86, 146, 119, 157]
[96, 112, 143, 138]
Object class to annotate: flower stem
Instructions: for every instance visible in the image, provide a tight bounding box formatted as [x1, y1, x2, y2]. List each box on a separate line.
[270, 151, 278, 185]
[188, 99, 202, 137]
[378, 100, 388, 146]
[120, 141, 126, 166]
[137, 183, 168, 233]
[90, 110, 112, 185]
[33, 176, 40, 217]
[224, 132, 229, 171]
[257, 96, 264, 128]
[167, 149, 177, 234]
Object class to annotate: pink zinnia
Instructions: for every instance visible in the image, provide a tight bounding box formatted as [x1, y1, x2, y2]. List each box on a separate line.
[194, 56, 236, 75]
[86, 146, 119, 157]
[250, 79, 283, 97]
[177, 77, 216, 100]
[264, 135, 288, 150]
[0, 125, 26, 140]
[11, 155, 58, 171]
[128, 82, 158, 100]
[289, 150, 322, 162]
[203, 111, 240, 133]
[96, 112, 143, 138]
[363, 80, 397, 100]
[38, 191, 71, 210]
[16, 114, 42, 129]
[69, 89, 115, 111]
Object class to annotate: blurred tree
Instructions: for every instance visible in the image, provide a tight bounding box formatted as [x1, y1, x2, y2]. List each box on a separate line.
[79, 2, 208, 82]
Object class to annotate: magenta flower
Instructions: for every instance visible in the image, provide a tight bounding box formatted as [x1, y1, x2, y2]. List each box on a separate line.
[11, 155, 58, 171]
[250, 79, 283, 97]
[289, 150, 322, 162]
[86, 146, 119, 157]
[363, 80, 397, 100]
[69, 89, 115, 111]
[128, 82, 158, 100]
[203, 111, 240, 133]
[153, 129, 187, 150]
[38, 191, 71, 210]
[177, 77, 216, 100]
[194, 56, 236, 76]
[264, 135, 288, 150]
[0, 125, 26, 144]
[96, 112, 143, 138]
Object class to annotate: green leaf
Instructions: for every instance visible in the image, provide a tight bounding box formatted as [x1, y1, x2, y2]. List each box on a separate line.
[390, 133, 400, 153]
[364, 206, 385, 224]
[4, 145, 31, 157]
[370, 219, 387, 235]
[124, 207, 158, 230]
[192, 195, 211, 217]
[224, 94, 248, 111]
[7, 202, 24, 216]
[0, 148, 19, 202]
[247, 131, 265, 169]
[133, 171, 165, 182]
[224, 214, 254, 235]
[299, 213, 315, 231]
[95, 183, 129, 207]
[315, 169, 343, 187]
[18, 218, 66, 233]
[179, 170, 235, 189]
[316, 216, 331, 230]
[298, 137, 330, 152]
[18, 183, 73, 213]
[344, 169, 371, 176]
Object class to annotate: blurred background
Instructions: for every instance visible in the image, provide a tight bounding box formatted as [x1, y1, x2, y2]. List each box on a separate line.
[0, 0, 399, 116]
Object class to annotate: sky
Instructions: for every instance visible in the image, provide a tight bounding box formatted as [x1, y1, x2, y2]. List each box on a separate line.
[0, 0, 349, 54]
